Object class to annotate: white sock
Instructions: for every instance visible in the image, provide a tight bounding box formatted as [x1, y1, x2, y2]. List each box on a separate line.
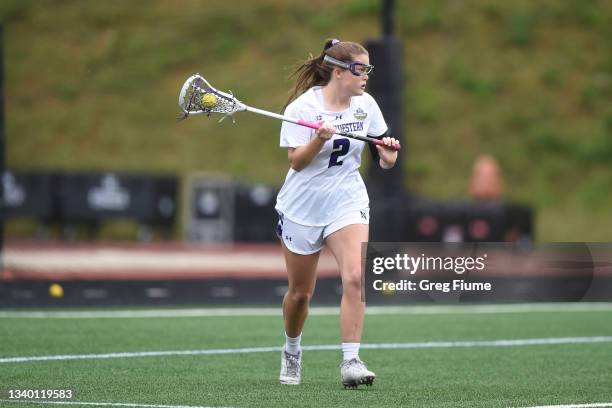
[284, 332, 302, 355]
[342, 342, 360, 361]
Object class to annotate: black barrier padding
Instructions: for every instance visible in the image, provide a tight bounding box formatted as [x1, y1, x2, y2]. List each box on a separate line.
[401, 199, 534, 242]
[58, 173, 153, 222]
[441, 201, 507, 242]
[56, 172, 178, 226]
[369, 193, 410, 242]
[141, 176, 178, 227]
[2, 170, 57, 220]
[404, 198, 445, 242]
[4, 170, 178, 240]
[233, 182, 278, 242]
[504, 202, 535, 241]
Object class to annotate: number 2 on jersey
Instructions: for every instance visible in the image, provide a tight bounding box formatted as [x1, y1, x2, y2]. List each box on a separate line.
[328, 139, 350, 168]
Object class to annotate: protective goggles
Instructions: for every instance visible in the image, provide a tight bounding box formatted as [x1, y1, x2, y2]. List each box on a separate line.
[323, 55, 374, 76]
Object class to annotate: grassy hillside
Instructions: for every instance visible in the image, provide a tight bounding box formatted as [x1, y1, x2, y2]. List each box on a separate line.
[2, 0, 611, 240]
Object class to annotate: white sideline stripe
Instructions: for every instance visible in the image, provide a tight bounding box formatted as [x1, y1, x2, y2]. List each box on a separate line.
[3, 248, 289, 272]
[1, 336, 611, 364]
[3, 248, 337, 273]
[0, 400, 234, 408]
[2, 303, 612, 319]
[515, 403, 612, 408]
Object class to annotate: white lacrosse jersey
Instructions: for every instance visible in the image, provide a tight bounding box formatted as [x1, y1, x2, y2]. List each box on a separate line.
[275, 86, 388, 226]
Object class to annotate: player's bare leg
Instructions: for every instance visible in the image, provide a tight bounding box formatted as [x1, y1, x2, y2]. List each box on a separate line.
[279, 241, 319, 384]
[281, 241, 319, 337]
[326, 224, 367, 341]
[325, 223, 375, 388]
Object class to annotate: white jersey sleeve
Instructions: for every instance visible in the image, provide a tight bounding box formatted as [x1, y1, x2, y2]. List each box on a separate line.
[280, 103, 315, 148]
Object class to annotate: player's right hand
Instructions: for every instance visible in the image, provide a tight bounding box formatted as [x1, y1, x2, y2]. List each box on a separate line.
[315, 121, 335, 140]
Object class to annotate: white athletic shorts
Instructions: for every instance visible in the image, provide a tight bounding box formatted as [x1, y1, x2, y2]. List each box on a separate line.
[276, 208, 370, 255]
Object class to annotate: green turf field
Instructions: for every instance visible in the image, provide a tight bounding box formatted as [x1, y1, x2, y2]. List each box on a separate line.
[1, 305, 612, 408]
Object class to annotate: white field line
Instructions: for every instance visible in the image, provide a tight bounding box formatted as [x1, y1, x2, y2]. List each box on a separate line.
[514, 403, 612, 408]
[0, 399, 610, 408]
[1, 303, 612, 319]
[1, 336, 611, 364]
[1, 397, 611, 408]
[0, 400, 234, 408]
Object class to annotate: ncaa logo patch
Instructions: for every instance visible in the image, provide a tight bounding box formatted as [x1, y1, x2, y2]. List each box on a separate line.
[354, 108, 367, 120]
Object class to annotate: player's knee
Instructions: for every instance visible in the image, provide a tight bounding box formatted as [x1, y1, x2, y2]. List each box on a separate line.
[287, 289, 312, 306]
[341, 269, 362, 294]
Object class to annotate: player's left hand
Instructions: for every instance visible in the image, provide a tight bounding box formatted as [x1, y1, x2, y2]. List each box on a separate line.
[376, 137, 400, 167]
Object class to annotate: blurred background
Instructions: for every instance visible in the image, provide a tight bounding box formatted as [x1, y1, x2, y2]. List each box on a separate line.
[1, 0, 611, 306]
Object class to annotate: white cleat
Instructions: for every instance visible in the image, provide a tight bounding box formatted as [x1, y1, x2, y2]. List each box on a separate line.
[279, 350, 301, 385]
[340, 358, 376, 389]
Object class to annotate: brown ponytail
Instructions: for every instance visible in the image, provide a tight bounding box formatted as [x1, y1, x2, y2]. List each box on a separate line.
[282, 39, 368, 111]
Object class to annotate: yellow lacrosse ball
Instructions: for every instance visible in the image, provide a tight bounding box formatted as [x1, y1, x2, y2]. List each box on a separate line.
[49, 283, 64, 298]
[201, 94, 218, 109]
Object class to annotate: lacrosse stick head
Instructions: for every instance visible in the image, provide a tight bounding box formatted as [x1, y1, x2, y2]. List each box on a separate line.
[178, 74, 246, 121]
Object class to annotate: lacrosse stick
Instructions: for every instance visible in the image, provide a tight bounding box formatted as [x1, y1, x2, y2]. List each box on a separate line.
[178, 74, 400, 151]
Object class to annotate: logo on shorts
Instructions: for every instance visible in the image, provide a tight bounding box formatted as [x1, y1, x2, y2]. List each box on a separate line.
[360, 210, 368, 220]
[285, 235, 293, 242]
[276, 221, 283, 239]
[354, 108, 367, 121]
[276, 212, 284, 240]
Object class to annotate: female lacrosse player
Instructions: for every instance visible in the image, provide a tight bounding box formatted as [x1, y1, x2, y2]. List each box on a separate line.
[275, 39, 399, 388]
